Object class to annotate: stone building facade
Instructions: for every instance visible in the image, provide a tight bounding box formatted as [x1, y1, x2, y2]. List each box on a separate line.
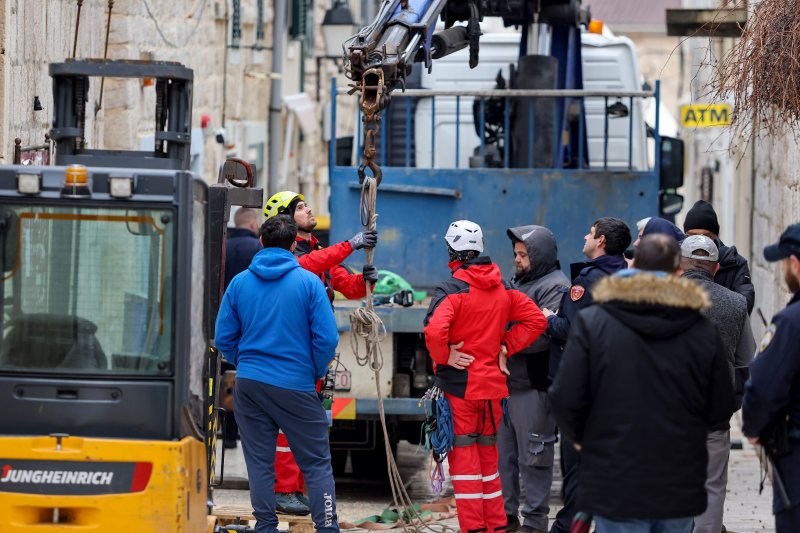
[750, 135, 800, 333]
[0, 0, 342, 196]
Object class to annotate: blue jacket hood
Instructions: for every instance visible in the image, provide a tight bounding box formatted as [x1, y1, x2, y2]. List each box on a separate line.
[215, 246, 339, 392]
[248, 248, 300, 280]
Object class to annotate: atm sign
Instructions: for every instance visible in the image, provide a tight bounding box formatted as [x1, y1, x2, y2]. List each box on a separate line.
[680, 104, 731, 128]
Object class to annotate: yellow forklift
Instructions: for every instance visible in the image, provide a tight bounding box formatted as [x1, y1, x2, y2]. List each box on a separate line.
[0, 60, 261, 532]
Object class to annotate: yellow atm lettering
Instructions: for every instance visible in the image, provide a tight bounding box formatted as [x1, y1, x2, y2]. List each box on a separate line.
[680, 104, 731, 128]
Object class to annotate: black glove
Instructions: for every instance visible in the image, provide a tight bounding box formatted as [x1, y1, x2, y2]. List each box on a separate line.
[349, 229, 378, 250]
[362, 264, 379, 284]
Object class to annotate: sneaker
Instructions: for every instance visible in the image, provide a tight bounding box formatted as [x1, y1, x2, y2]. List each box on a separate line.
[275, 492, 310, 515]
[295, 493, 310, 507]
[507, 514, 521, 532]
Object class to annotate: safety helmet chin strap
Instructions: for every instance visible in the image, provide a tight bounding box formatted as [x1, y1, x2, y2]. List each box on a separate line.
[447, 245, 479, 263]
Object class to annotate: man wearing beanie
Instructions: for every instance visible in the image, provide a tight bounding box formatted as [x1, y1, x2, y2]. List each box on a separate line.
[684, 200, 755, 314]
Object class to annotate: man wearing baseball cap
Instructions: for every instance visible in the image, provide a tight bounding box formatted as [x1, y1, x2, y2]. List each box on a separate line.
[680, 235, 755, 533]
[683, 200, 755, 314]
[742, 223, 800, 532]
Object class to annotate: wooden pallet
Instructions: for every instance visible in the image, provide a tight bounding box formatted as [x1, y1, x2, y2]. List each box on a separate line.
[213, 504, 315, 533]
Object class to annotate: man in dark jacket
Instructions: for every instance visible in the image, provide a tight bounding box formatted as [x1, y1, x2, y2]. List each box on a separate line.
[424, 220, 547, 533]
[549, 234, 735, 533]
[680, 235, 755, 533]
[499, 225, 569, 533]
[221, 207, 264, 449]
[742, 222, 800, 533]
[542, 217, 631, 533]
[684, 200, 755, 314]
[215, 215, 340, 533]
[225, 207, 263, 289]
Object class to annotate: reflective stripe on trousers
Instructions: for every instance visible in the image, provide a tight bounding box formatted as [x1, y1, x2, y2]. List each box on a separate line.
[446, 394, 507, 533]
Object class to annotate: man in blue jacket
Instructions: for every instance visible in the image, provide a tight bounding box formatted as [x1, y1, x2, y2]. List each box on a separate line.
[215, 214, 340, 533]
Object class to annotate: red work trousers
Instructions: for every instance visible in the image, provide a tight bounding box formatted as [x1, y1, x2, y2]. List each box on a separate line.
[446, 394, 506, 533]
[275, 430, 304, 493]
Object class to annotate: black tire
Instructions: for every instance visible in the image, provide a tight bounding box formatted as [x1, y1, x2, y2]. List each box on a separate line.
[331, 449, 348, 476]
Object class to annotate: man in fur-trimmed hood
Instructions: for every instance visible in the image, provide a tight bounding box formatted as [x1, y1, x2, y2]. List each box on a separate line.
[548, 235, 735, 532]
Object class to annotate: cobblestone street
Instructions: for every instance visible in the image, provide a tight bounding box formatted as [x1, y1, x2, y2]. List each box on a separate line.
[215, 415, 775, 532]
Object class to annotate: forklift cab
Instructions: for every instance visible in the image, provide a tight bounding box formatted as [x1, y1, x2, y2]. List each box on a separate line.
[0, 60, 261, 531]
[0, 165, 201, 440]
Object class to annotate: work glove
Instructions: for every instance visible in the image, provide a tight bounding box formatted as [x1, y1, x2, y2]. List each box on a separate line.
[362, 264, 379, 284]
[349, 229, 378, 250]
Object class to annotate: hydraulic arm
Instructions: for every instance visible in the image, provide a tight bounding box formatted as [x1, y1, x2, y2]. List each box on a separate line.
[345, 0, 470, 183]
[345, 0, 587, 182]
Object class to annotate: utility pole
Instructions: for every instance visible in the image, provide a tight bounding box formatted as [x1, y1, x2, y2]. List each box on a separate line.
[268, 0, 288, 194]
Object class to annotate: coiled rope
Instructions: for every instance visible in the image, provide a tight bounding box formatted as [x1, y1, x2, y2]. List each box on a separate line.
[349, 176, 457, 533]
[349, 176, 385, 369]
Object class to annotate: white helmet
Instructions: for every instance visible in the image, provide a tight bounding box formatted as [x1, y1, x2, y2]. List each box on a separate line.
[445, 220, 484, 253]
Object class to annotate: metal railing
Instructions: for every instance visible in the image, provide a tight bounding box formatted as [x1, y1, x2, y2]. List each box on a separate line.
[330, 79, 661, 174]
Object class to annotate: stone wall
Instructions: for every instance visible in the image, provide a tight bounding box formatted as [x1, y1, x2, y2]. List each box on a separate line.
[750, 133, 800, 335]
[2, 0, 108, 156]
[1, 0, 275, 183]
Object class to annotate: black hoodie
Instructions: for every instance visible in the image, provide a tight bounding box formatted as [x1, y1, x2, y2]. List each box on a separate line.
[548, 272, 735, 520]
[715, 239, 755, 314]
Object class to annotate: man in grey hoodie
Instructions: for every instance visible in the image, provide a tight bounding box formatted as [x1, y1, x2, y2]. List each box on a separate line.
[499, 225, 570, 533]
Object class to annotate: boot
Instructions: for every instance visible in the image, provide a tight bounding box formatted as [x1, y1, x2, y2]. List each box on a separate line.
[275, 492, 310, 515]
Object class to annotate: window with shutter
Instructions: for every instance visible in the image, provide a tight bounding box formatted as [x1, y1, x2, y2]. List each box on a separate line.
[290, 0, 313, 48]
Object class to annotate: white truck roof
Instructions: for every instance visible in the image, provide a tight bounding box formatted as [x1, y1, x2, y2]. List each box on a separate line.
[415, 30, 652, 170]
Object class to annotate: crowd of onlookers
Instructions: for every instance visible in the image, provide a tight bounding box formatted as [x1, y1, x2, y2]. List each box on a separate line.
[486, 200, 798, 533]
[214, 193, 800, 533]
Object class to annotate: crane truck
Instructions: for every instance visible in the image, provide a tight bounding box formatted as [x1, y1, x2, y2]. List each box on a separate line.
[323, 0, 685, 475]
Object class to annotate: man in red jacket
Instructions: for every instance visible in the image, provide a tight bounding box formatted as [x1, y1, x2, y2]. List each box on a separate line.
[263, 190, 379, 514]
[424, 220, 547, 533]
[265, 191, 378, 301]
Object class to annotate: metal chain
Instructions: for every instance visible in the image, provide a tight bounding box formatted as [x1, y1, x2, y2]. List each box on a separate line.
[349, 76, 457, 533]
[356, 68, 386, 186]
[95, 1, 115, 115]
[72, 0, 84, 59]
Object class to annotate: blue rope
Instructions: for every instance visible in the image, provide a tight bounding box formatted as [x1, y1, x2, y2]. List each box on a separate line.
[429, 396, 454, 462]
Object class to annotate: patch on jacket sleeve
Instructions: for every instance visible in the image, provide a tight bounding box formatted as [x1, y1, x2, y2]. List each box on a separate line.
[570, 285, 585, 302]
[759, 323, 776, 353]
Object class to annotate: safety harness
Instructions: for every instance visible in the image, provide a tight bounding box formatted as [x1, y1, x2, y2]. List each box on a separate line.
[452, 400, 499, 447]
[421, 387, 507, 500]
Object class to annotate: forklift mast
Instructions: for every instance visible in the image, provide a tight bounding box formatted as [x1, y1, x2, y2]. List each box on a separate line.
[50, 60, 193, 170]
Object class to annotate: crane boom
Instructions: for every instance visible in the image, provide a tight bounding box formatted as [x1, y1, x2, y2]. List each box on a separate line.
[345, 0, 588, 183]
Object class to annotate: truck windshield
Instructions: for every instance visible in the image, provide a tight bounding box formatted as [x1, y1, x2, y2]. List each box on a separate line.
[0, 204, 174, 375]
